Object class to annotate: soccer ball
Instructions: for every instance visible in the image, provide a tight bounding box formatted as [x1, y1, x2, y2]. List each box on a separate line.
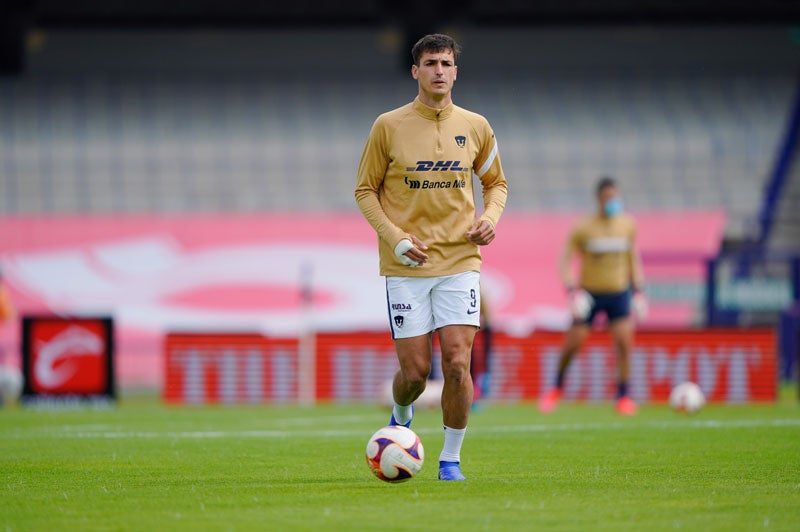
[0, 365, 24, 405]
[669, 382, 706, 414]
[365, 425, 424, 482]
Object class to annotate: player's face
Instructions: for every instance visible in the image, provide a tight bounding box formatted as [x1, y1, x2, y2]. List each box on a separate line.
[598, 186, 618, 206]
[412, 49, 457, 103]
[598, 185, 621, 216]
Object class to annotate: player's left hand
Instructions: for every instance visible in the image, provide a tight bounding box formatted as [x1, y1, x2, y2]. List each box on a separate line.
[632, 290, 649, 321]
[467, 219, 495, 245]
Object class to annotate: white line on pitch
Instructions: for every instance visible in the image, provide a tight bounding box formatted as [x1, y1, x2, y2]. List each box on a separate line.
[4, 418, 799, 440]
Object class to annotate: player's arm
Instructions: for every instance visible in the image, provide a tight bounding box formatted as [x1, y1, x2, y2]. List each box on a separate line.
[560, 231, 594, 320]
[354, 119, 429, 265]
[469, 125, 507, 245]
[630, 247, 645, 292]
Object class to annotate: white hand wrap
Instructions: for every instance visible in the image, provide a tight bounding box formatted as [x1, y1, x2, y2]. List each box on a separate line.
[569, 289, 594, 321]
[394, 239, 419, 267]
[632, 291, 649, 320]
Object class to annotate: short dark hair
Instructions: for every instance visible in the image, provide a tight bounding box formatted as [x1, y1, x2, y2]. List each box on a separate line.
[596, 176, 617, 196]
[411, 34, 461, 66]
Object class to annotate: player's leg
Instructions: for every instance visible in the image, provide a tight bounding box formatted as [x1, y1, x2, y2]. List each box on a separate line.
[430, 271, 481, 480]
[389, 334, 433, 426]
[610, 317, 634, 386]
[607, 289, 637, 415]
[438, 324, 476, 429]
[436, 323, 476, 480]
[556, 322, 591, 387]
[538, 322, 590, 414]
[609, 315, 637, 414]
[385, 276, 436, 427]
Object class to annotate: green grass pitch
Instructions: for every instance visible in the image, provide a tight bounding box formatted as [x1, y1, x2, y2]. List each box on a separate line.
[2, 391, 799, 531]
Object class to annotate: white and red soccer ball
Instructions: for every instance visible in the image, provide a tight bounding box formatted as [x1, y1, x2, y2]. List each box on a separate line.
[669, 382, 706, 414]
[366, 426, 424, 482]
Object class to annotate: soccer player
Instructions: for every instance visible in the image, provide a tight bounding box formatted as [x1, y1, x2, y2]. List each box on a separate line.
[538, 177, 647, 416]
[355, 33, 508, 481]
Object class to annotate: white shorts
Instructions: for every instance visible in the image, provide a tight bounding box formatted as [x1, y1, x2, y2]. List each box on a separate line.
[385, 270, 481, 339]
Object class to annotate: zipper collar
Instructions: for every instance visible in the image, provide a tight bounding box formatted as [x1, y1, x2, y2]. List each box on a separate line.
[413, 97, 454, 121]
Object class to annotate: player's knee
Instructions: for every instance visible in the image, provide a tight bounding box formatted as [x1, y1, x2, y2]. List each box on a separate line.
[440, 352, 471, 384]
[401, 365, 431, 389]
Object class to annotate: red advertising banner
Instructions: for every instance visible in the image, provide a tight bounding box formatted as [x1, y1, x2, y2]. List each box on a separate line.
[490, 329, 777, 403]
[21, 316, 115, 404]
[162, 328, 776, 404]
[163, 333, 300, 404]
[315, 331, 400, 403]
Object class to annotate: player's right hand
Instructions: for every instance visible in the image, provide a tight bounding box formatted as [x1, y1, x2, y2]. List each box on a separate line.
[394, 235, 428, 267]
[568, 289, 593, 321]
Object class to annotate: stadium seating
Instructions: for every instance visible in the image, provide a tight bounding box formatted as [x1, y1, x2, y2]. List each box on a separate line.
[0, 27, 797, 242]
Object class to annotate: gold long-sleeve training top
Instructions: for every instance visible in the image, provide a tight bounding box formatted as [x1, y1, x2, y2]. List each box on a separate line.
[355, 97, 508, 277]
[570, 213, 637, 294]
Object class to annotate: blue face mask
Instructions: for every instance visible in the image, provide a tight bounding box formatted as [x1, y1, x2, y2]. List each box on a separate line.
[604, 197, 623, 217]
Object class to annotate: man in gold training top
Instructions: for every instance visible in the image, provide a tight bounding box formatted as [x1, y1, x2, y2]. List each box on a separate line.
[355, 33, 507, 481]
[538, 177, 647, 416]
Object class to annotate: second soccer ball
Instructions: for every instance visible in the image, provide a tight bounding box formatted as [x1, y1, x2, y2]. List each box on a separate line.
[669, 382, 706, 414]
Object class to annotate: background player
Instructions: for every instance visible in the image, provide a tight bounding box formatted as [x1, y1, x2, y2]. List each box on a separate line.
[355, 34, 508, 480]
[538, 177, 647, 416]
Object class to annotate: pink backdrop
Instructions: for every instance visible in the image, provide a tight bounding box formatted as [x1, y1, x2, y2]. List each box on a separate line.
[0, 211, 725, 387]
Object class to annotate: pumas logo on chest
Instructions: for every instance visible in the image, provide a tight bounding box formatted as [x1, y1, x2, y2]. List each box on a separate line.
[454, 135, 466, 148]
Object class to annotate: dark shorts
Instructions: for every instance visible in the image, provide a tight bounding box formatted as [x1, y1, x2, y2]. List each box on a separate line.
[579, 289, 631, 325]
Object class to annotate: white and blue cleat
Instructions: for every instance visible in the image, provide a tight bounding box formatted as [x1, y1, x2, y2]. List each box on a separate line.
[438, 461, 466, 481]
